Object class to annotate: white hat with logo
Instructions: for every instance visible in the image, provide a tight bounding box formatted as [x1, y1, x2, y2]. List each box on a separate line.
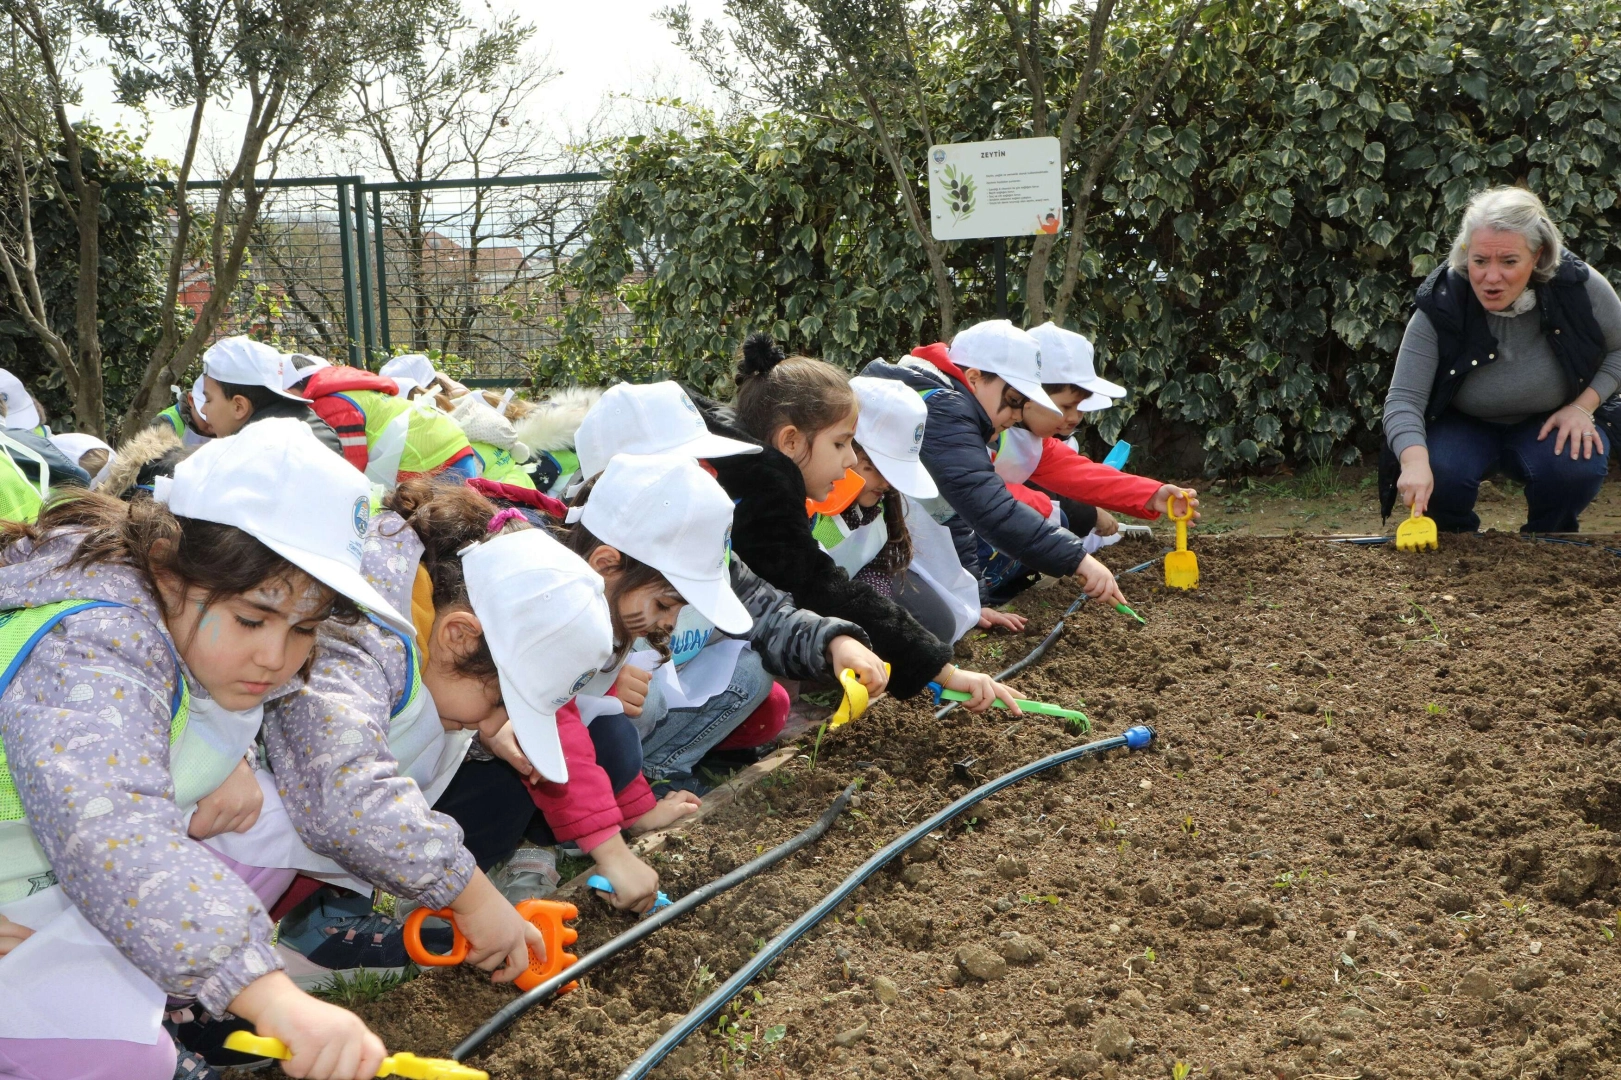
[189, 375, 208, 419]
[849, 376, 938, 499]
[153, 417, 411, 636]
[580, 452, 753, 635]
[462, 528, 615, 783]
[284, 353, 330, 392]
[575, 381, 759, 481]
[1027, 323, 1124, 411]
[945, 320, 1059, 414]
[0, 369, 41, 431]
[202, 337, 306, 402]
[379, 353, 436, 396]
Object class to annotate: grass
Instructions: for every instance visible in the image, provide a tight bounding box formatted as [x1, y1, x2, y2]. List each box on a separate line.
[311, 963, 420, 1006]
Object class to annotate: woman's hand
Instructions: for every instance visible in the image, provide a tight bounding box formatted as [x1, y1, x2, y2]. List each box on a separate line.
[977, 607, 1027, 632]
[1396, 446, 1434, 515]
[589, 835, 661, 914]
[480, 721, 537, 783]
[1092, 508, 1120, 536]
[188, 758, 263, 840]
[1074, 554, 1127, 607]
[0, 914, 33, 958]
[937, 665, 1023, 716]
[613, 665, 653, 719]
[447, 869, 546, 983]
[1538, 403, 1605, 460]
[229, 971, 386, 1080]
[1149, 485, 1200, 520]
[827, 635, 888, 694]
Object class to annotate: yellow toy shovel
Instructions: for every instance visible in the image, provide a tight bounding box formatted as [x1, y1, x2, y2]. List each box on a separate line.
[1395, 505, 1438, 552]
[223, 1032, 486, 1080]
[828, 663, 891, 729]
[1164, 494, 1199, 590]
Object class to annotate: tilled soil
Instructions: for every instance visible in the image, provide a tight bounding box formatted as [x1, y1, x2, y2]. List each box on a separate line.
[355, 533, 1621, 1080]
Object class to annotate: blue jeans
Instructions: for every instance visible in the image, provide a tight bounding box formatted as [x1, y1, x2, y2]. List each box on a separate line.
[639, 646, 774, 784]
[1427, 411, 1611, 533]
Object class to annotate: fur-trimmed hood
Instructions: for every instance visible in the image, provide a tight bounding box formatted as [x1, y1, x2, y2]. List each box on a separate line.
[99, 424, 183, 498]
[512, 387, 603, 453]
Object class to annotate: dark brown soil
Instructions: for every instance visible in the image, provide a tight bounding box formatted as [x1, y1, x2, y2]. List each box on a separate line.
[355, 533, 1621, 1080]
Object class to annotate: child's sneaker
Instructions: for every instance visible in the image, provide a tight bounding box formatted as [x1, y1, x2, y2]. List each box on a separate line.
[273, 887, 450, 989]
[171, 1047, 221, 1080]
[164, 1007, 271, 1072]
[491, 844, 560, 905]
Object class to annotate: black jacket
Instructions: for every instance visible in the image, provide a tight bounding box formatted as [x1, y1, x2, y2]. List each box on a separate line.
[861, 356, 1088, 580]
[690, 392, 953, 700]
[246, 397, 347, 461]
[3, 429, 88, 489]
[1378, 254, 1608, 519]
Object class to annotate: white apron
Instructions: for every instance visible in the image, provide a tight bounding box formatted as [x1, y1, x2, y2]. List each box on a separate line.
[900, 494, 981, 642]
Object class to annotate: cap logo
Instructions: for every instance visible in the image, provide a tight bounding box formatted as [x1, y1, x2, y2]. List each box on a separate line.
[569, 668, 598, 695]
[720, 523, 733, 569]
[912, 421, 925, 451]
[678, 393, 698, 415]
[1033, 348, 1042, 376]
[352, 495, 370, 538]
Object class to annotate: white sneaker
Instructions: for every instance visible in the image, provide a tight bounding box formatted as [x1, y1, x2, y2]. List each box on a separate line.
[492, 845, 560, 904]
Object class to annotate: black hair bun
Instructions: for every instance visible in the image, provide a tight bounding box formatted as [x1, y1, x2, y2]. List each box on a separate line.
[739, 332, 787, 378]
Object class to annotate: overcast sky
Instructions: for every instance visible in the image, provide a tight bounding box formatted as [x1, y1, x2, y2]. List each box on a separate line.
[71, 0, 731, 172]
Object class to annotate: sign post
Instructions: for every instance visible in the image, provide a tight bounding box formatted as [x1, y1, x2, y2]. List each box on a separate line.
[927, 137, 1062, 318]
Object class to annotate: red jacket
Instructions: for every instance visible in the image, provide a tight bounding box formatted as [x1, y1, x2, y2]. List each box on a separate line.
[525, 699, 656, 852]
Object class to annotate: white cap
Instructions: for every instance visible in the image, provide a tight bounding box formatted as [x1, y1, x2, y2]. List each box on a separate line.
[0, 370, 40, 431]
[575, 382, 759, 480]
[462, 529, 615, 784]
[284, 353, 330, 391]
[849, 377, 937, 499]
[380, 353, 436, 396]
[202, 337, 305, 401]
[1027, 323, 1125, 409]
[152, 418, 410, 637]
[946, 320, 1059, 414]
[190, 375, 207, 418]
[49, 432, 112, 465]
[580, 453, 752, 635]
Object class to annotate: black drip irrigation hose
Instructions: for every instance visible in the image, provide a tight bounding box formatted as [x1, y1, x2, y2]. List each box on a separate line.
[452, 783, 859, 1062]
[934, 552, 1168, 721]
[1325, 532, 1621, 556]
[614, 725, 1155, 1080]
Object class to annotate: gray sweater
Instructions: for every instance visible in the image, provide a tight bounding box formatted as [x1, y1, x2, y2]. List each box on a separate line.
[1382, 271, 1621, 455]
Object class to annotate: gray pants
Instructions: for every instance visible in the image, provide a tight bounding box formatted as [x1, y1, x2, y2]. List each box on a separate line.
[638, 646, 775, 783]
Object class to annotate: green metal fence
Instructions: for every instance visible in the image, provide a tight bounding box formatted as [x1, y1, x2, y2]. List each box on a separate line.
[159, 172, 621, 383]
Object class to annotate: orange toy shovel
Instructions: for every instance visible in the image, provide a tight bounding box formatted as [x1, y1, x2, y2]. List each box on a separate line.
[404, 898, 580, 993]
[805, 469, 866, 516]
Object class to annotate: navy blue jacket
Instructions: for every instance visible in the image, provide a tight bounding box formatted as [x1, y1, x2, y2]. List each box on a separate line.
[862, 353, 1088, 581]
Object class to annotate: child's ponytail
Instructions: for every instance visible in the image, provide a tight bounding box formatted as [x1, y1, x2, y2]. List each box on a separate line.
[733, 332, 856, 446]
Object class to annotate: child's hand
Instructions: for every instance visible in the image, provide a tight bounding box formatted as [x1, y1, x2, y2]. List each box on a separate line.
[480, 721, 537, 783]
[188, 758, 264, 840]
[0, 914, 33, 957]
[827, 635, 887, 694]
[447, 869, 546, 984]
[230, 971, 386, 1080]
[627, 790, 702, 836]
[1074, 554, 1127, 607]
[938, 665, 1023, 717]
[978, 607, 1028, 632]
[613, 665, 653, 719]
[1150, 484, 1200, 520]
[1093, 508, 1120, 537]
[589, 834, 661, 914]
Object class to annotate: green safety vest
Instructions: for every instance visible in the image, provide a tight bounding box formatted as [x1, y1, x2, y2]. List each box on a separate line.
[342, 391, 472, 484]
[469, 441, 535, 489]
[0, 600, 213, 903]
[0, 432, 47, 525]
[155, 404, 185, 439]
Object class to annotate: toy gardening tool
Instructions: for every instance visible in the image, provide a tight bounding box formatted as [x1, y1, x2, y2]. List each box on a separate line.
[1115, 602, 1146, 624]
[1102, 440, 1132, 469]
[404, 898, 579, 994]
[587, 874, 673, 913]
[1395, 505, 1439, 552]
[925, 682, 1090, 730]
[828, 662, 892, 729]
[1164, 493, 1199, 589]
[223, 1033, 486, 1080]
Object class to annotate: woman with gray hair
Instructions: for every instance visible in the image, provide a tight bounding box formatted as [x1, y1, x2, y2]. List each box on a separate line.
[1381, 186, 1621, 532]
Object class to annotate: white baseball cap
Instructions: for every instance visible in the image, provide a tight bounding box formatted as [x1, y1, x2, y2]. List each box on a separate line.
[152, 418, 411, 637]
[574, 381, 759, 480]
[49, 432, 112, 465]
[462, 529, 615, 784]
[946, 320, 1059, 414]
[190, 375, 208, 418]
[379, 353, 436, 396]
[1027, 323, 1124, 410]
[580, 453, 752, 635]
[284, 353, 330, 391]
[0, 370, 41, 431]
[849, 377, 937, 499]
[202, 337, 306, 401]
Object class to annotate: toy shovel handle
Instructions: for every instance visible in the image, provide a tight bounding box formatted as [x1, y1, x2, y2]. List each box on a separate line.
[403, 907, 468, 967]
[1167, 492, 1195, 522]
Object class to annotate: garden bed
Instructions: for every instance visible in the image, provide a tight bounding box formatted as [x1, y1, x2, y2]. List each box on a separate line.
[351, 534, 1621, 1080]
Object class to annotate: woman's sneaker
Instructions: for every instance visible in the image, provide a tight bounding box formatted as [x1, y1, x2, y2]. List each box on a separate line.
[273, 887, 450, 989]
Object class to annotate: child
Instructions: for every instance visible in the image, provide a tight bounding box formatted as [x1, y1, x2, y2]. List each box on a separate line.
[0, 420, 535, 1080]
[49, 432, 113, 486]
[198, 337, 346, 459]
[862, 319, 1129, 607]
[566, 386, 883, 791]
[0, 368, 45, 435]
[293, 359, 477, 486]
[826, 376, 1021, 645]
[692, 334, 1018, 711]
[151, 378, 217, 448]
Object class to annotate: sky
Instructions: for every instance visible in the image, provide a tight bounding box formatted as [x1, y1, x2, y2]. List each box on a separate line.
[70, 0, 731, 174]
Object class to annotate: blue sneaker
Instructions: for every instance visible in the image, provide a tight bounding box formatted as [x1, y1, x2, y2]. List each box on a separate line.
[273, 888, 451, 990]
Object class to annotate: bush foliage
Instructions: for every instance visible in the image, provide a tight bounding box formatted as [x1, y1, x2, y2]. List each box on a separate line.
[557, 0, 1621, 472]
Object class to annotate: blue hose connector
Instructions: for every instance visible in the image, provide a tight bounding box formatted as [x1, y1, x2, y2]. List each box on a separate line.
[1123, 725, 1154, 749]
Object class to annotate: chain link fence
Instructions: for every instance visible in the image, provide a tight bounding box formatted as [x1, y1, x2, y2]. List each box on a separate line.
[166, 172, 632, 383]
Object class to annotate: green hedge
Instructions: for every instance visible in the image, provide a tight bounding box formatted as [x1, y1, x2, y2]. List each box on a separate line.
[556, 0, 1621, 472]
